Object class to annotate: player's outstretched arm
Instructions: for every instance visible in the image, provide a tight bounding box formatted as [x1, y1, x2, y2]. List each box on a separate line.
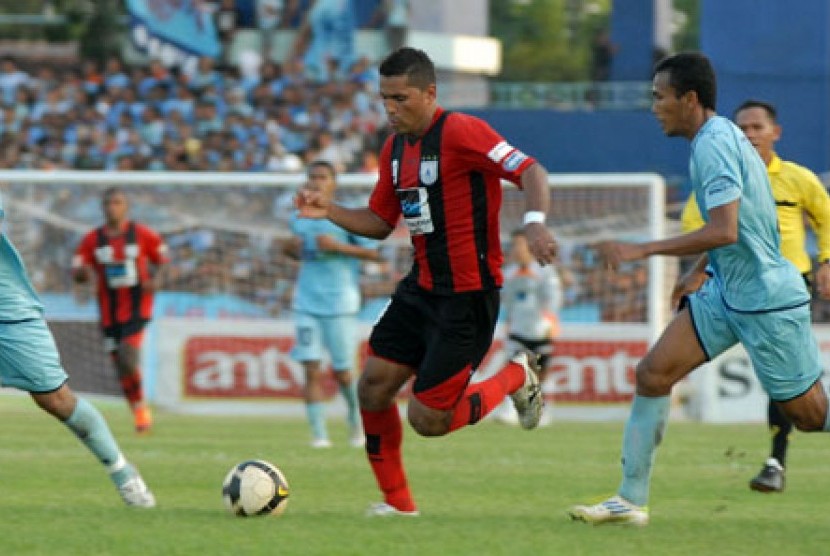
[297, 188, 393, 240]
[316, 234, 384, 261]
[601, 199, 739, 270]
[520, 162, 557, 265]
[327, 204, 394, 240]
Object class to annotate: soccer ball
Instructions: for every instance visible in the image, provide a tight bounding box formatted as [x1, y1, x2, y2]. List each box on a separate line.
[222, 460, 290, 517]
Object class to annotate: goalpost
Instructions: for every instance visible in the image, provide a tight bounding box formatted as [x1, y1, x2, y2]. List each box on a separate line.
[0, 170, 670, 419]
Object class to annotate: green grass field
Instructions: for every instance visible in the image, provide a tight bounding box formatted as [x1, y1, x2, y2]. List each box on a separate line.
[2, 395, 830, 556]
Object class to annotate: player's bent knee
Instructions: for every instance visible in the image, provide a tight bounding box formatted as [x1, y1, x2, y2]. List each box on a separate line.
[31, 385, 76, 420]
[407, 411, 450, 437]
[634, 364, 673, 396]
[357, 373, 394, 410]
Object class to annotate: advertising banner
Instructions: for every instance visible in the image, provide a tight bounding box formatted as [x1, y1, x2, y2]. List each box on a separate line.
[155, 319, 650, 419]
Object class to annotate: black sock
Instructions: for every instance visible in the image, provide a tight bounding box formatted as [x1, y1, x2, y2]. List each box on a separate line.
[768, 400, 792, 467]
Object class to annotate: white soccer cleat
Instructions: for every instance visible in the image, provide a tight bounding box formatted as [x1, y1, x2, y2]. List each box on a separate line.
[365, 502, 420, 517]
[509, 351, 544, 430]
[117, 473, 156, 508]
[568, 495, 649, 526]
[310, 438, 333, 449]
[348, 426, 366, 448]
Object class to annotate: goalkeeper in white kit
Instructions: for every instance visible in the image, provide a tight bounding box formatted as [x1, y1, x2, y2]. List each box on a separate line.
[496, 228, 567, 426]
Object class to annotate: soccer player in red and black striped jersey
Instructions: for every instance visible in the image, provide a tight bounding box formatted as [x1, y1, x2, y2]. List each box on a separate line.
[72, 187, 168, 433]
[298, 47, 558, 516]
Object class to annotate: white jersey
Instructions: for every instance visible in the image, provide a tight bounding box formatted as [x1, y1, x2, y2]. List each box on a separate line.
[501, 262, 562, 341]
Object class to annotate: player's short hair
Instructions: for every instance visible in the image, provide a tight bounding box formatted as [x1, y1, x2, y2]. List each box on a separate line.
[734, 99, 778, 122]
[653, 51, 717, 111]
[102, 186, 126, 202]
[307, 160, 336, 179]
[379, 47, 436, 90]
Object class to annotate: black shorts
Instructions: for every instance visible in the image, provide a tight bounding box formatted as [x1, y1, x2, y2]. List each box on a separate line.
[368, 282, 500, 410]
[508, 334, 553, 370]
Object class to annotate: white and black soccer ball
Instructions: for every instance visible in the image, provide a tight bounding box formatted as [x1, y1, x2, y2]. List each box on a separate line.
[222, 460, 290, 517]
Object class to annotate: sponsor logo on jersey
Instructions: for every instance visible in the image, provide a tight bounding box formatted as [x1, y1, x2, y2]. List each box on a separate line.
[487, 141, 513, 163]
[419, 156, 439, 185]
[503, 150, 528, 172]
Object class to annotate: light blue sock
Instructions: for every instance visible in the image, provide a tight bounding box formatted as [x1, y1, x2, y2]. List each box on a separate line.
[618, 394, 670, 507]
[306, 402, 328, 441]
[339, 381, 360, 429]
[64, 398, 129, 484]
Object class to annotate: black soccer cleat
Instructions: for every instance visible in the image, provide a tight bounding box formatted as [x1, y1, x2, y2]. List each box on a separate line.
[749, 458, 785, 493]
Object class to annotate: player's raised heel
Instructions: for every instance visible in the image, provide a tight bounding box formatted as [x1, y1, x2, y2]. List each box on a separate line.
[749, 458, 785, 492]
[134, 405, 153, 434]
[116, 466, 156, 508]
[509, 351, 544, 430]
[365, 502, 420, 517]
[568, 495, 649, 526]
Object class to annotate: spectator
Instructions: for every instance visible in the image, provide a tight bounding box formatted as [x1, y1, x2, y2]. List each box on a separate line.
[371, 0, 410, 52]
[214, 0, 239, 66]
[266, 143, 303, 172]
[294, 0, 357, 82]
[590, 29, 616, 82]
[0, 56, 30, 105]
[103, 57, 130, 91]
[257, 0, 298, 60]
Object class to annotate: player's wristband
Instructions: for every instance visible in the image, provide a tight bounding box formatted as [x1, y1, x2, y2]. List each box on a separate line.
[523, 211, 546, 226]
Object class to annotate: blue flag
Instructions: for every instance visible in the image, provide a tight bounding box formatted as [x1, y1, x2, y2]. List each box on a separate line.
[126, 0, 221, 66]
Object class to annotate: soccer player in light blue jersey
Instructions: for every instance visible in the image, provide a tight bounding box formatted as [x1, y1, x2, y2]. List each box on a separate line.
[287, 160, 383, 448]
[569, 52, 830, 526]
[0, 194, 155, 507]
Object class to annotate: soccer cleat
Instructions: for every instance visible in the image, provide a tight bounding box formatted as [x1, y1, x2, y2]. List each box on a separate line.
[365, 502, 420, 517]
[749, 458, 785, 493]
[133, 405, 153, 434]
[568, 495, 649, 526]
[509, 351, 544, 430]
[348, 426, 365, 448]
[117, 469, 156, 508]
[310, 437, 333, 449]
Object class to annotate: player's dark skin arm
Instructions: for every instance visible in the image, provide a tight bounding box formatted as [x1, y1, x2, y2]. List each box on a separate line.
[316, 234, 384, 262]
[143, 263, 167, 292]
[282, 237, 302, 260]
[602, 199, 739, 267]
[326, 205, 393, 240]
[519, 162, 558, 265]
[72, 266, 91, 283]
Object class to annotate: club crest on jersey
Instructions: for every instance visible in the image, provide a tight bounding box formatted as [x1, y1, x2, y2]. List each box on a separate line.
[419, 156, 439, 186]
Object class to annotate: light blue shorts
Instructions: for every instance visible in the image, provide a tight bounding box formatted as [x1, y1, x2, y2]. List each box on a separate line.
[688, 279, 821, 401]
[0, 318, 68, 393]
[291, 312, 357, 371]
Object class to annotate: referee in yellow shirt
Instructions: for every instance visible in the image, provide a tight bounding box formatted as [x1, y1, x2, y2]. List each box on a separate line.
[681, 99, 830, 493]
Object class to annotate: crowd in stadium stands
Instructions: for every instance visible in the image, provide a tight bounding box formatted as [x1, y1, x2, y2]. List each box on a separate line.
[0, 53, 388, 174]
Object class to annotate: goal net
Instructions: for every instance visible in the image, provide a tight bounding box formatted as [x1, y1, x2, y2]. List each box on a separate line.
[0, 170, 671, 416]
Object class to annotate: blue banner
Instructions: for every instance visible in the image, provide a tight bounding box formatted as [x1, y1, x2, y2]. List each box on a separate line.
[126, 0, 221, 67]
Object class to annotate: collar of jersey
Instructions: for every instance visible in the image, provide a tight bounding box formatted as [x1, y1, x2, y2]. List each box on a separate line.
[767, 153, 782, 175]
